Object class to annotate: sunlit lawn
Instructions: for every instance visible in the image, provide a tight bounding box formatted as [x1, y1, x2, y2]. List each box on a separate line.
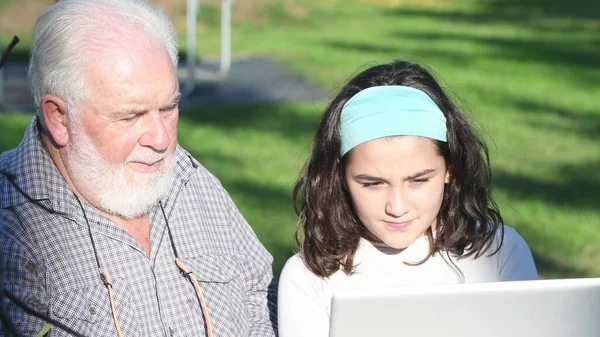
[1, 0, 599, 278]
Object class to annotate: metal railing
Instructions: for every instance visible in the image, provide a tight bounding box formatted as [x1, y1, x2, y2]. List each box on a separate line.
[181, 0, 233, 97]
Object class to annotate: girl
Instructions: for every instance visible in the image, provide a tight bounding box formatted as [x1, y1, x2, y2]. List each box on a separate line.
[278, 60, 537, 337]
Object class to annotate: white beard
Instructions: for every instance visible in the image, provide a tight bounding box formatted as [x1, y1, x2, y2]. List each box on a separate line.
[63, 123, 175, 219]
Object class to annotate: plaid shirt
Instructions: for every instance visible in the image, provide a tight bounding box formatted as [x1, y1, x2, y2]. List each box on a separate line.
[0, 117, 278, 337]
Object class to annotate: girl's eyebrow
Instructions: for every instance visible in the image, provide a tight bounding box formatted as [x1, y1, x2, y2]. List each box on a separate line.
[354, 174, 390, 185]
[353, 169, 437, 183]
[406, 169, 435, 180]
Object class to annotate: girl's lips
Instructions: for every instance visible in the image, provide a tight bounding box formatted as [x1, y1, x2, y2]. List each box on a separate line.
[384, 219, 413, 231]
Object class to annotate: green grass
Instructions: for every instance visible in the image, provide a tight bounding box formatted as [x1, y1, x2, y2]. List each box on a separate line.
[0, 0, 17, 9]
[1, 0, 599, 278]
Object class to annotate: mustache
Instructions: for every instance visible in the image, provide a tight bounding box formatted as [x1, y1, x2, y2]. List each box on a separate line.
[126, 149, 168, 164]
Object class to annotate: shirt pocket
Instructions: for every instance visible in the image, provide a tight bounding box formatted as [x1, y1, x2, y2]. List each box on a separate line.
[179, 254, 248, 336]
[50, 279, 142, 337]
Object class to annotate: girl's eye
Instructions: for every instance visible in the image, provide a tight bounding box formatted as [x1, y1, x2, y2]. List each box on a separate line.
[362, 182, 383, 188]
[411, 178, 429, 185]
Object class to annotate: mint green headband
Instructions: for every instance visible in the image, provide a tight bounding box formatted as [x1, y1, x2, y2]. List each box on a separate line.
[339, 85, 447, 156]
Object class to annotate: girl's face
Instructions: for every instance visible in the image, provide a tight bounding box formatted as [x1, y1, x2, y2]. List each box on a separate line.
[345, 136, 450, 249]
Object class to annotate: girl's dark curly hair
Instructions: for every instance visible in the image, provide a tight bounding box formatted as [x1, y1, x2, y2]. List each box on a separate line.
[293, 60, 504, 278]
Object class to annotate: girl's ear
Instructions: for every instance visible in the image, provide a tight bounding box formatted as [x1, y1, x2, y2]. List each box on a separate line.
[444, 167, 452, 184]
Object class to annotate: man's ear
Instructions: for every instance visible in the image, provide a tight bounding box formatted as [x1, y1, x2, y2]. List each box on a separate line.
[40, 94, 70, 147]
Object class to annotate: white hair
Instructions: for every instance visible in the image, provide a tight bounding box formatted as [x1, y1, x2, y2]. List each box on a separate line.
[28, 0, 179, 129]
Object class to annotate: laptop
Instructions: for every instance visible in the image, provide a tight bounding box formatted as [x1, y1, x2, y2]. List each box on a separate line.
[329, 278, 600, 337]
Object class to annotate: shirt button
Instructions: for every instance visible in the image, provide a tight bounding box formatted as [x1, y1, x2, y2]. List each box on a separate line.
[89, 307, 97, 315]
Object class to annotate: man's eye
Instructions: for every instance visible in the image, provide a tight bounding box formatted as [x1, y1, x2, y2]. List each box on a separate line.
[120, 114, 141, 124]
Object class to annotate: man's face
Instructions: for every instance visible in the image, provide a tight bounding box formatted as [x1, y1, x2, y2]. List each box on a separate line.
[61, 42, 180, 219]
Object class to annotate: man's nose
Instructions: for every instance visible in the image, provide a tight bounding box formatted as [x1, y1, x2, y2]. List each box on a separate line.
[139, 112, 170, 152]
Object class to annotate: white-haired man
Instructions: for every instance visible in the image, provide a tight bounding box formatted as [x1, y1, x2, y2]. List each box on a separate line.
[0, 1, 278, 336]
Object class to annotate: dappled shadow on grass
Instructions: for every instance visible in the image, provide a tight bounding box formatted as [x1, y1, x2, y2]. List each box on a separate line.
[493, 162, 600, 277]
[387, 31, 599, 72]
[384, 1, 600, 30]
[533, 253, 589, 279]
[511, 221, 598, 278]
[373, 2, 599, 88]
[493, 160, 600, 212]
[216, 178, 297, 277]
[320, 40, 473, 69]
[514, 98, 600, 142]
[178, 146, 245, 175]
[464, 84, 600, 143]
[323, 7, 599, 88]
[178, 103, 321, 143]
[483, 0, 600, 22]
[322, 40, 399, 54]
[468, 85, 600, 141]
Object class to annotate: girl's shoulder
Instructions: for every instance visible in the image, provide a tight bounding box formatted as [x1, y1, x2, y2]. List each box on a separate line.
[493, 225, 538, 280]
[280, 253, 326, 287]
[279, 252, 352, 290]
[280, 253, 307, 277]
[494, 225, 531, 253]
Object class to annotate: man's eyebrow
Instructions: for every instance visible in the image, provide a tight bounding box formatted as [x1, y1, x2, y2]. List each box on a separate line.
[159, 93, 181, 111]
[112, 107, 148, 118]
[110, 93, 181, 117]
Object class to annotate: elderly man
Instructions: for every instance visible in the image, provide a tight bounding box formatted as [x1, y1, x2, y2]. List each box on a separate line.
[0, 0, 277, 336]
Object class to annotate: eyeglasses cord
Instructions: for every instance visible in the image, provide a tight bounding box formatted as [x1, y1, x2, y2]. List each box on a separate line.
[76, 196, 213, 337]
[159, 201, 213, 337]
[73, 195, 124, 337]
[1, 169, 214, 337]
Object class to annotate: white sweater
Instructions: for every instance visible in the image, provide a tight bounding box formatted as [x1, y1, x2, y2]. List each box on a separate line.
[277, 226, 537, 337]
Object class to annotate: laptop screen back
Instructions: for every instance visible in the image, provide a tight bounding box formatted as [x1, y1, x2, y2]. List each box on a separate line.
[329, 278, 600, 337]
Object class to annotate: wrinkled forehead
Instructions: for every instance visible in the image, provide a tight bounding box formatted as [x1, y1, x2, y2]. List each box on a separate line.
[81, 41, 179, 110]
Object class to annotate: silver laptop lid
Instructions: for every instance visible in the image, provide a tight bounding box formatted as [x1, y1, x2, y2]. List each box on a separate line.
[329, 278, 600, 337]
